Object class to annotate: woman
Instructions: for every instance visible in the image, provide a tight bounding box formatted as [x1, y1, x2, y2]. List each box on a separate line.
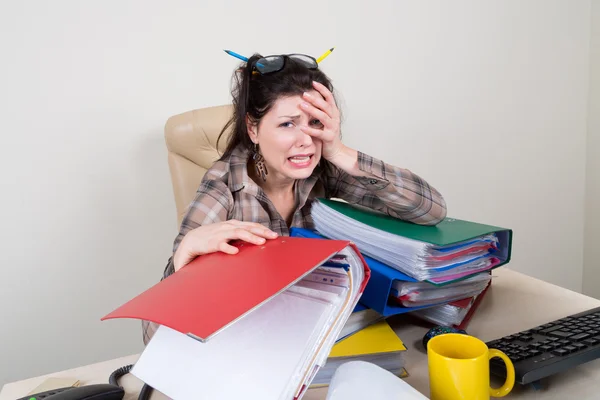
[142, 52, 447, 344]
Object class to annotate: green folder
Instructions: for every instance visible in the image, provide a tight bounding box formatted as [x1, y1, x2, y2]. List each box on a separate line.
[314, 198, 513, 281]
[318, 198, 513, 248]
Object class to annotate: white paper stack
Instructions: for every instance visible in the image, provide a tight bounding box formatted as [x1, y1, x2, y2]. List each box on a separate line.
[335, 307, 384, 342]
[326, 361, 427, 400]
[411, 283, 490, 327]
[392, 273, 491, 307]
[311, 352, 406, 386]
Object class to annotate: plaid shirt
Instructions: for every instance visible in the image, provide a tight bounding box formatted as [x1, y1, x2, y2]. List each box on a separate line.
[142, 144, 447, 344]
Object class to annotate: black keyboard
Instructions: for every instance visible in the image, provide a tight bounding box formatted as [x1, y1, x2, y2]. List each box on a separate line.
[486, 306, 600, 385]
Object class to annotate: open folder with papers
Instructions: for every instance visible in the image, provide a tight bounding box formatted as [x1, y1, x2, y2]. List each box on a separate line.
[102, 236, 370, 400]
[310, 198, 512, 285]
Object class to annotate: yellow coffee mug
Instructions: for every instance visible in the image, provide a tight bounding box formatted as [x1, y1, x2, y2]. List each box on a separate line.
[427, 333, 515, 399]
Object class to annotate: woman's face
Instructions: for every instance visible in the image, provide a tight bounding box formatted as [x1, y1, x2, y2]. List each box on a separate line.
[248, 91, 324, 182]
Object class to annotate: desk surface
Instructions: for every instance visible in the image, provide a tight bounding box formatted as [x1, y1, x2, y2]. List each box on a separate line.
[3, 268, 600, 400]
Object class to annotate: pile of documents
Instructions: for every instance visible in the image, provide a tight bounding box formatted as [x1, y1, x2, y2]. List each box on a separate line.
[310, 199, 511, 285]
[335, 303, 384, 341]
[301, 198, 513, 331]
[312, 320, 407, 387]
[100, 195, 513, 400]
[409, 281, 491, 328]
[391, 273, 491, 308]
[325, 361, 428, 400]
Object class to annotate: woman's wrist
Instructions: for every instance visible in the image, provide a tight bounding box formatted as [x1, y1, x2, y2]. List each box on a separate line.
[327, 145, 371, 177]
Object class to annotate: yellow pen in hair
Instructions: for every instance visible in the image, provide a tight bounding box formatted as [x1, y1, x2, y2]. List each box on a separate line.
[316, 47, 335, 63]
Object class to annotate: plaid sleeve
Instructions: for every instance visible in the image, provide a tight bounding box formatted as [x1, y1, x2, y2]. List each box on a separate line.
[160, 179, 233, 278]
[141, 178, 232, 345]
[326, 151, 447, 226]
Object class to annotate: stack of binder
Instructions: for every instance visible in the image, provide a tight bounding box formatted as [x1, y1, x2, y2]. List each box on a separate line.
[310, 198, 512, 285]
[292, 198, 512, 328]
[311, 320, 407, 387]
[101, 237, 371, 400]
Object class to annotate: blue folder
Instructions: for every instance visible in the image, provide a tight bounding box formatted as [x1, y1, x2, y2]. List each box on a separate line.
[290, 227, 445, 317]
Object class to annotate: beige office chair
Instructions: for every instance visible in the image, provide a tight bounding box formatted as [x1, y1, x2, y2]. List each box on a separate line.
[164, 104, 234, 226]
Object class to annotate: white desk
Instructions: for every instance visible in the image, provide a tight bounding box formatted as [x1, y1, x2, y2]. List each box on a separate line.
[3, 269, 600, 400]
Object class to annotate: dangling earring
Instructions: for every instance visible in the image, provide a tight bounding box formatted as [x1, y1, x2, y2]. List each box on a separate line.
[253, 143, 268, 182]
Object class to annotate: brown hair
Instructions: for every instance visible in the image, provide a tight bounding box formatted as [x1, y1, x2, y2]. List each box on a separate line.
[217, 53, 336, 159]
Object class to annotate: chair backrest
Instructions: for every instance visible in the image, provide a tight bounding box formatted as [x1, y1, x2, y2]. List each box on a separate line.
[164, 104, 233, 226]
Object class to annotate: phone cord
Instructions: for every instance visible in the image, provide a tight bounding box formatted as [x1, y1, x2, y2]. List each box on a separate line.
[109, 364, 153, 400]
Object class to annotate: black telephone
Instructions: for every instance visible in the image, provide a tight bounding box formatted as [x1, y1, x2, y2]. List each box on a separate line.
[17, 365, 153, 400]
[15, 384, 124, 400]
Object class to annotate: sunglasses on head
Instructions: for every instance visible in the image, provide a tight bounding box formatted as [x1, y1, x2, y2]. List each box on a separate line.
[224, 48, 334, 75]
[252, 54, 318, 75]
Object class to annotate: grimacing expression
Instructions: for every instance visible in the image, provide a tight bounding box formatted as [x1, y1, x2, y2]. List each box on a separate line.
[248, 91, 324, 181]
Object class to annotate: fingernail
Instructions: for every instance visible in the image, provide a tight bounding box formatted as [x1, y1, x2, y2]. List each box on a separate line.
[303, 92, 311, 98]
[301, 102, 309, 108]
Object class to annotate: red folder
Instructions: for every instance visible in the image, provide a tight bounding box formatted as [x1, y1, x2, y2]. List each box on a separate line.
[454, 280, 491, 330]
[102, 236, 371, 342]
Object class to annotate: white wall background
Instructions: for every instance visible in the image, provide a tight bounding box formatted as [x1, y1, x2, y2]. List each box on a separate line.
[584, 1, 600, 298]
[0, 0, 594, 387]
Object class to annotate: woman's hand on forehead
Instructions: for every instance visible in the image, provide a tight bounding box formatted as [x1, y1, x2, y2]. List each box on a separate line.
[299, 81, 343, 160]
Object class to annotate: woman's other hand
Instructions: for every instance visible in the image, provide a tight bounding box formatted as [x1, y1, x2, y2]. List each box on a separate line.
[173, 220, 278, 272]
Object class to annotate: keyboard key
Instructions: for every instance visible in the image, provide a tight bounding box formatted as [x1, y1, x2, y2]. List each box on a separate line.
[583, 338, 599, 346]
[549, 330, 573, 339]
[552, 348, 569, 356]
[529, 343, 542, 349]
[518, 335, 534, 342]
[541, 325, 564, 334]
[559, 340, 571, 345]
[570, 333, 591, 341]
[520, 352, 534, 359]
[547, 337, 560, 342]
[564, 345, 578, 352]
[529, 349, 542, 356]
[540, 345, 553, 351]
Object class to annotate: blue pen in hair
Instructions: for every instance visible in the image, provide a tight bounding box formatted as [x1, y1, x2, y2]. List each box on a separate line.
[224, 49, 249, 62]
